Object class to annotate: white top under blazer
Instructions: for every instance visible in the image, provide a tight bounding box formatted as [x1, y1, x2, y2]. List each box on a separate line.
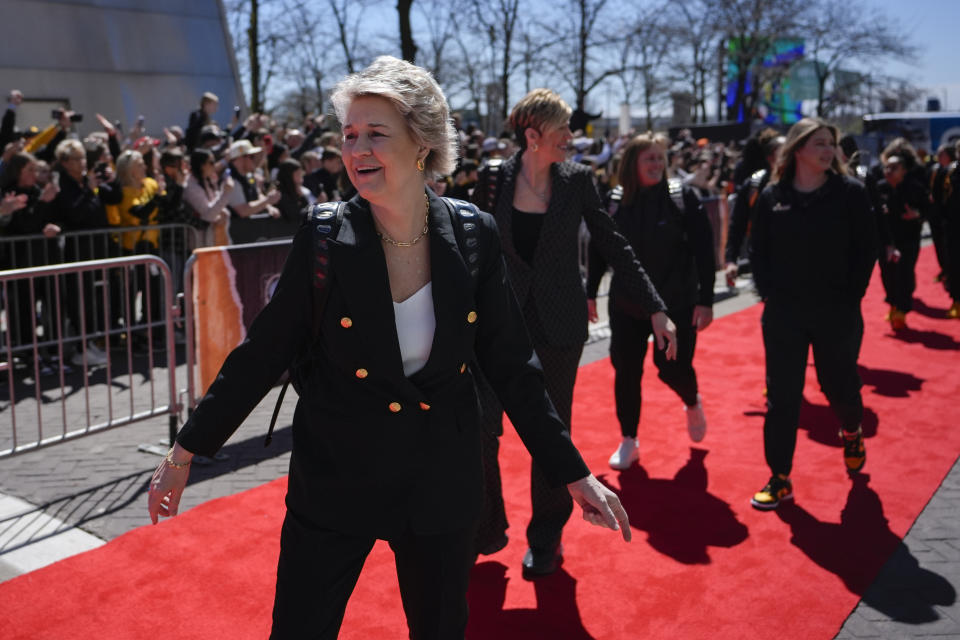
[393, 282, 435, 377]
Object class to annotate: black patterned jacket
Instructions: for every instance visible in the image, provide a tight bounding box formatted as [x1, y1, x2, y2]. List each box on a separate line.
[474, 153, 666, 347]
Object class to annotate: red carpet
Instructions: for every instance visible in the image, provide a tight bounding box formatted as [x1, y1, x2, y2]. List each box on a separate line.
[2, 247, 959, 639]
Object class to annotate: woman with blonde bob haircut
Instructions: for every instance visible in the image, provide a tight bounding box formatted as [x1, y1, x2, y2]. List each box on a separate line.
[748, 117, 878, 511]
[149, 56, 631, 639]
[471, 88, 675, 579]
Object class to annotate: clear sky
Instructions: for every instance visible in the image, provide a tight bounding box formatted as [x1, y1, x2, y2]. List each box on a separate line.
[874, 0, 959, 109]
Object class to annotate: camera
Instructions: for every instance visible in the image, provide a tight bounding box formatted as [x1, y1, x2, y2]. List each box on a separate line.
[94, 162, 110, 180]
[51, 109, 83, 123]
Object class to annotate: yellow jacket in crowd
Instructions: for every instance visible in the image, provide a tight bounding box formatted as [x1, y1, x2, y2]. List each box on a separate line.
[105, 177, 161, 251]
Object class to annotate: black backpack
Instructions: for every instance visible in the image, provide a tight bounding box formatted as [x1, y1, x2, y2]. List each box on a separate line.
[264, 196, 483, 445]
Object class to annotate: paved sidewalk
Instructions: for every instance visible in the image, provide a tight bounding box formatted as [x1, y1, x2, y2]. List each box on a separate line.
[1, 274, 957, 638]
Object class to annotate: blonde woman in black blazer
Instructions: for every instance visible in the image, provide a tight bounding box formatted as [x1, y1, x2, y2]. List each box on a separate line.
[147, 58, 631, 639]
[472, 89, 676, 578]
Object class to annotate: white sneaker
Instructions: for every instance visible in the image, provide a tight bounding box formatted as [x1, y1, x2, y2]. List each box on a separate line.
[608, 437, 639, 470]
[684, 395, 707, 442]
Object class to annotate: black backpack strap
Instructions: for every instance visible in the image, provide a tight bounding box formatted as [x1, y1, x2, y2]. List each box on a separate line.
[606, 185, 623, 216]
[265, 200, 344, 447]
[667, 177, 685, 212]
[747, 169, 768, 207]
[442, 197, 482, 285]
[478, 158, 503, 212]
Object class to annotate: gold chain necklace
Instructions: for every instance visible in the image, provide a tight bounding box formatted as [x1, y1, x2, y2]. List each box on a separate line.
[519, 166, 548, 200]
[378, 194, 430, 247]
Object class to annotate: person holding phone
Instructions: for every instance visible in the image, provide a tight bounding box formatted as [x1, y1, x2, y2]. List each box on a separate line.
[185, 92, 220, 150]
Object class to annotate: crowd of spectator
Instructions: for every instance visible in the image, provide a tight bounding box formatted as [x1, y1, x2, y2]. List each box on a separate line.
[2, 84, 957, 378]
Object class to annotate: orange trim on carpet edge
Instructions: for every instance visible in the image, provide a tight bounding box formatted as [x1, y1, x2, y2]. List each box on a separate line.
[1, 247, 957, 640]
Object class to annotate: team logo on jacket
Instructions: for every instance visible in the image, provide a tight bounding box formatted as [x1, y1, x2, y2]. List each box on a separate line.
[772, 202, 791, 212]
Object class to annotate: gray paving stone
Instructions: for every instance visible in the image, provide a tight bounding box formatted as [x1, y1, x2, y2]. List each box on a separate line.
[870, 615, 960, 638]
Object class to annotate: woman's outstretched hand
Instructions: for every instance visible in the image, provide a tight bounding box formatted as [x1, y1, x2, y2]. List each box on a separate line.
[650, 311, 678, 360]
[147, 442, 194, 524]
[567, 474, 631, 542]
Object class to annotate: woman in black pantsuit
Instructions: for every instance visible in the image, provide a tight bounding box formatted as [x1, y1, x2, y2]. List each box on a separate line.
[147, 58, 631, 639]
[471, 90, 676, 578]
[748, 118, 878, 511]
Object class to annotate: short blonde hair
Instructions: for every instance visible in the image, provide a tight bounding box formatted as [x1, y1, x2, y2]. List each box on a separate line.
[115, 150, 144, 187]
[330, 55, 458, 178]
[55, 139, 85, 164]
[509, 89, 573, 151]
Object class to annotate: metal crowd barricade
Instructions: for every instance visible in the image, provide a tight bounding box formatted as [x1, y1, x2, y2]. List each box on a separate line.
[0, 223, 200, 306]
[0, 255, 181, 458]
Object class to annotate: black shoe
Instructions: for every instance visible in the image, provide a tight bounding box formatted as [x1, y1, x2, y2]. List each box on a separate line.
[521, 544, 563, 579]
[476, 533, 509, 556]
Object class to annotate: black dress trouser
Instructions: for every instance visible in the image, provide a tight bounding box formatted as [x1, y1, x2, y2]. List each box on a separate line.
[271, 510, 476, 639]
[608, 305, 699, 438]
[476, 299, 580, 555]
[761, 300, 864, 477]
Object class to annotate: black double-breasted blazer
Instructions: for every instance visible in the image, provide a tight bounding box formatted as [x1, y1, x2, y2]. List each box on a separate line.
[475, 153, 666, 347]
[177, 190, 589, 539]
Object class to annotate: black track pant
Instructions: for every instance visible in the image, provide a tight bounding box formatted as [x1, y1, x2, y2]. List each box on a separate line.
[476, 301, 580, 555]
[879, 221, 922, 312]
[608, 305, 699, 438]
[947, 214, 960, 303]
[761, 300, 864, 477]
[929, 210, 949, 276]
[271, 510, 476, 640]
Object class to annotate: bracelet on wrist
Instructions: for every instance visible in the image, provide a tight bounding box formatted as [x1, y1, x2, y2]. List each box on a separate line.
[165, 448, 191, 470]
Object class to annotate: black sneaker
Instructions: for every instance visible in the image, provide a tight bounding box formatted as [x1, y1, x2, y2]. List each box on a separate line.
[840, 426, 866, 472]
[750, 475, 793, 510]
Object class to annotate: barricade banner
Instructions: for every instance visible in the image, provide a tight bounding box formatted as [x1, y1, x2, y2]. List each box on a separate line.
[192, 241, 292, 394]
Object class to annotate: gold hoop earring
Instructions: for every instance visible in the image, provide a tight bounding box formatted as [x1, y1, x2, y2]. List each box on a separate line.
[416, 158, 425, 171]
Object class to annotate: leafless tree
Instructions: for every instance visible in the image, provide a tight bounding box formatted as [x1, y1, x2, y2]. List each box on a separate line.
[415, 0, 459, 85]
[800, 0, 919, 117]
[329, 0, 374, 74]
[715, 0, 805, 122]
[280, 0, 335, 116]
[671, 0, 723, 123]
[398, 0, 418, 62]
[467, 0, 522, 121]
[448, 23, 487, 130]
[515, 21, 548, 96]
[630, 6, 674, 130]
[541, 0, 624, 115]
[225, 0, 291, 112]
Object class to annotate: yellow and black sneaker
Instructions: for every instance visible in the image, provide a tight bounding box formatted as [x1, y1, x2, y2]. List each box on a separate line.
[840, 426, 866, 472]
[750, 475, 793, 510]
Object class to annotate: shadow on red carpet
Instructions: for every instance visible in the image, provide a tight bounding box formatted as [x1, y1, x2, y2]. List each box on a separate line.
[1, 248, 958, 639]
